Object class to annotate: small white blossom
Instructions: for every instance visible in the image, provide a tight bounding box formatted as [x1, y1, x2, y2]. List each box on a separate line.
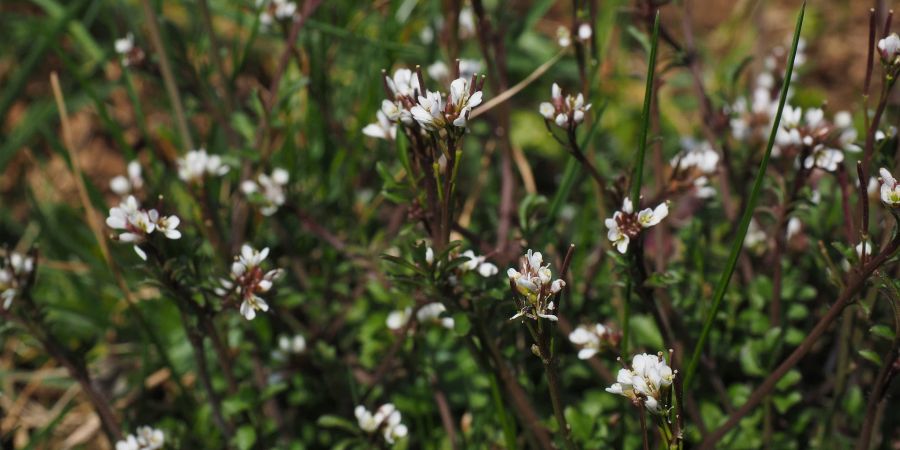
[110, 161, 144, 196]
[786, 217, 802, 240]
[362, 110, 397, 140]
[258, 0, 297, 27]
[605, 198, 669, 254]
[568, 323, 614, 360]
[106, 196, 180, 260]
[241, 168, 289, 216]
[116, 426, 164, 450]
[803, 144, 844, 172]
[540, 83, 591, 129]
[115, 33, 134, 55]
[507, 249, 565, 321]
[416, 302, 454, 329]
[176, 148, 229, 183]
[577, 23, 592, 41]
[220, 245, 283, 320]
[355, 404, 408, 445]
[879, 167, 900, 206]
[878, 33, 900, 65]
[606, 352, 675, 414]
[1, 251, 34, 310]
[673, 139, 720, 174]
[385, 68, 421, 98]
[386, 307, 412, 330]
[556, 26, 571, 47]
[459, 250, 498, 277]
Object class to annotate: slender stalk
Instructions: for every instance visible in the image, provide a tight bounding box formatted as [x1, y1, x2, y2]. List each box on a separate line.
[630, 11, 660, 207]
[139, 0, 194, 152]
[684, 2, 806, 390]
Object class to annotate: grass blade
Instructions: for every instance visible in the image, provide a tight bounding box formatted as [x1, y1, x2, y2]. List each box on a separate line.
[683, 2, 806, 390]
[630, 11, 660, 206]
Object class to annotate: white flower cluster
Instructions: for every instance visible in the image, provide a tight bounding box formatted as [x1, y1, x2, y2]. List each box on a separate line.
[507, 250, 565, 322]
[729, 39, 807, 143]
[355, 403, 408, 445]
[773, 106, 859, 171]
[241, 168, 289, 216]
[386, 302, 454, 331]
[110, 161, 144, 196]
[257, 0, 297, 27]
[115, 426, 164, 450]
[176, 148, 229, 183]
[1, 252, 34, 310]
[372, 68, 483, 137]
[606, 352, 675, 414]
[272, 334, 306, 360]
[568, 323, 615, 360]
[539, 83, 591, 129]
[106, 196, 181, 261]
[418, 6, 476, 44]
[216, 245, 284, 320]
[879, 167, 900, 207]
[605, 198, 668, 254]
[114, 33, 143, 67]
[672, 139, 720, 199]
[460, 249, 498, 277]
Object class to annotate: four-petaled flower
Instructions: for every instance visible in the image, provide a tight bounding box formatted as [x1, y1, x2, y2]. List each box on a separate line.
[606, 352, 675, 414]
[217, 245, 284, 320]
[605, 198, 669, 254]
[507, 249, 565, 322]
[880, 167, 900, 206]
[106, 196, 181, 260]
[539, 83, 591, 129]
[878, 33, 900, 66]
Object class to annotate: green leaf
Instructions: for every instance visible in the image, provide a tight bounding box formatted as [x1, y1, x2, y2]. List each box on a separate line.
[453, 312, 471, 336]
[858, 349, 883, 366]
[684, 2, 806, 390]
[630, 12, 659, 206]
[317, 415, 361, 434]
[234, 425, 257, 450]
[870, 324, 895, 340]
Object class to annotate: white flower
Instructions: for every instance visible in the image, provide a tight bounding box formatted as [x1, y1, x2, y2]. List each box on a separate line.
[786, 217, 802, 240]
[411, 90, 445, 130]
[458, 6, 476, 38]
[459, 250, 498, 277]
[856, 241, 872, 258]
[116, 426, 164, 450]
[355, 404, 408, 445]
[242, 168, 289, 216]
[425, 246, 434, 266]
[386, 307, 411, 330]
[110, 161, 144, 195]
[177, 148, 229, 183]
[744, 219, 767, 252]
[879, 33, 900, 64]
[153, 214, 181, 240]
[541, 83, 591, 129]
[449, 77, 483, 127]
[386, 68, 421, 98]
[277, 334, 306, 354]
[577, 23, 592, 41]
[224, 245, 283, 321]
[606, 352, 675, 414]
[803, 145, 844, 171]
[879, 167, 900, 206]
[1, 252, 34, 310]
[605, 198, 668, 254]
[115, 33, 134, 56]
[363, 110, 397, 140]
[673, 139, 719, 174]
[556, 26, 571, 47]
[417, 302, 454, 329]
[106, 196, 178, 260]
[507, 249, 564, 321]
[568, 323, 610, 360]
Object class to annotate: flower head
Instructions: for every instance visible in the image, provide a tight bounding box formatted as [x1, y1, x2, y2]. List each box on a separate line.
[568, 323, 619, 360]
[878, 33, 900, 65]
[354, 404, 408, 445]
[507, 249, 565, 322]
[177, 148, 229, 183]
[106, 196, 180, 260]
[241, 168, 289, 216]
[116, 426, 164, 450]
[1, 251, 35, 310]
[540, 83, 591, 129]
[605, 198, 669, 254]
[220, 245, 283, 320]
[459, 250, 498, 277]
[880, 167, 900, 206]
[606, 352, 675, 414]
[110, 161, 144, 196]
